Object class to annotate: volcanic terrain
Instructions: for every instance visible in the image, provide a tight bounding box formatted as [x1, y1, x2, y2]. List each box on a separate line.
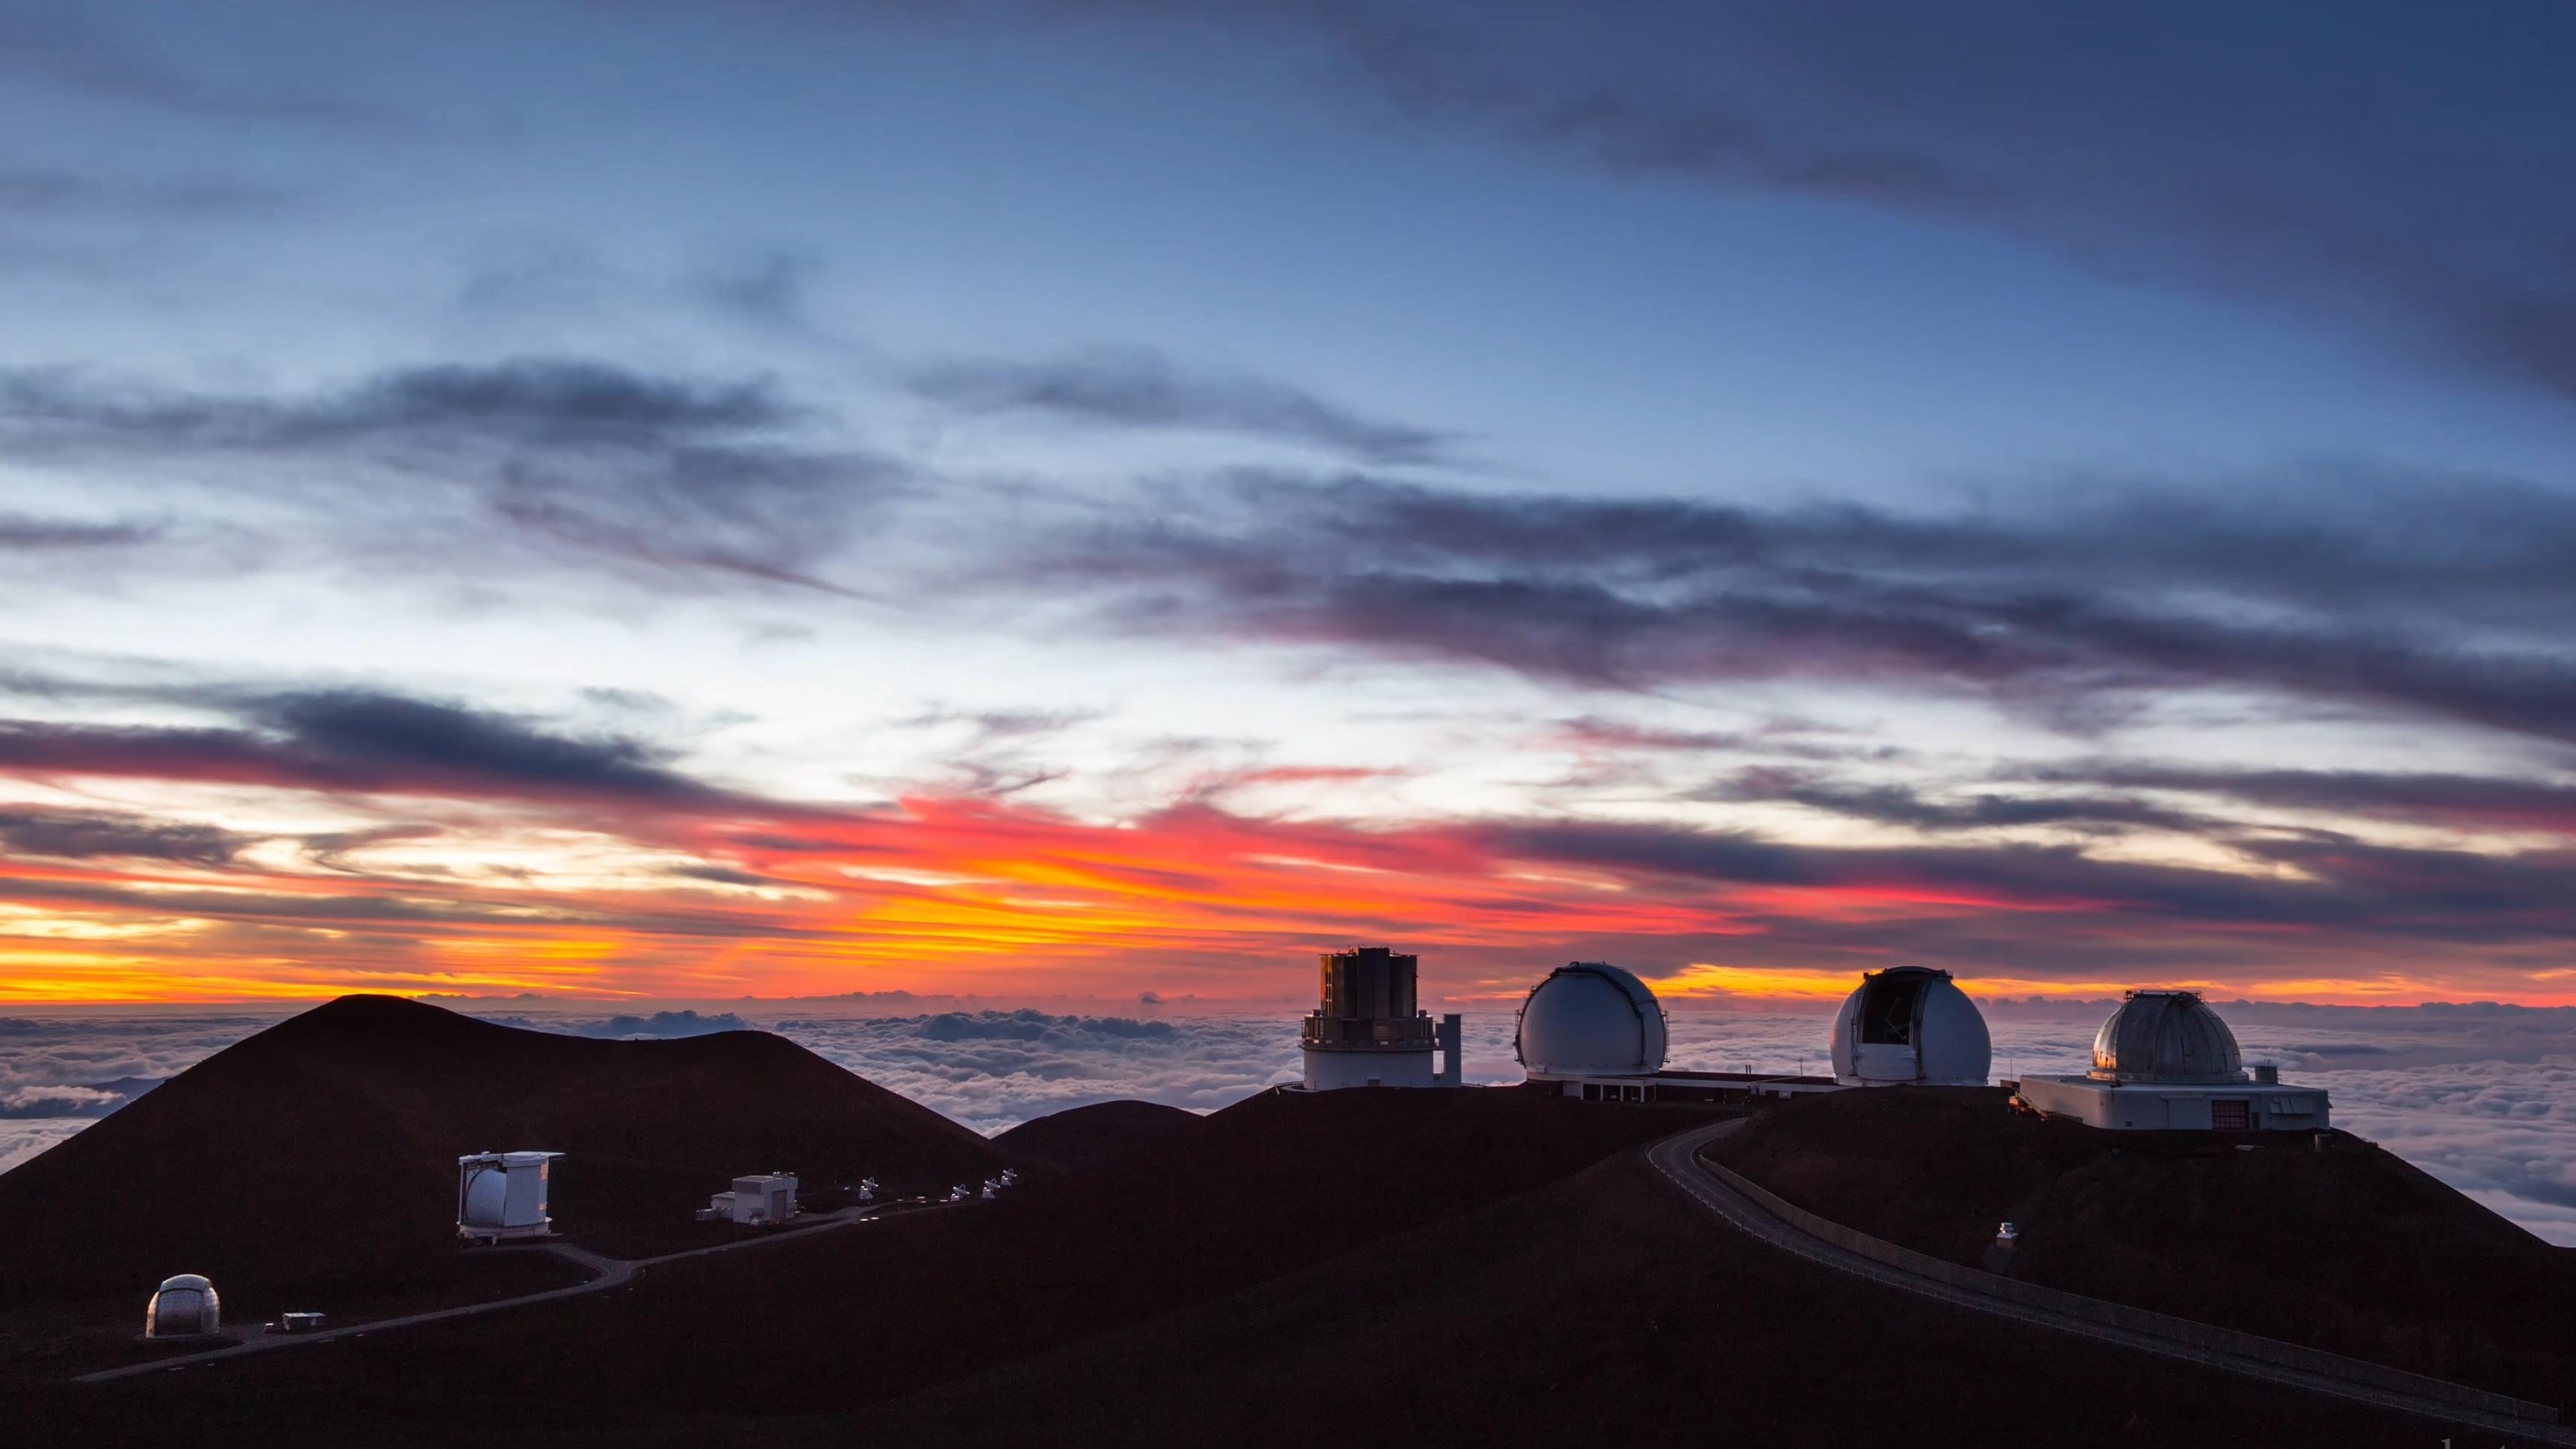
[990, 1098, 1205, 1173]
[1706, 1084, 2576, 1406]
[9, 1002, 2569, 1449]
[0, 995, 1003, 1305]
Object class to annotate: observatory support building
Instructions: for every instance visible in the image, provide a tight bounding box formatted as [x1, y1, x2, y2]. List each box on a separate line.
[1299, 946, 1464, 1090]
[703, 1172, 799, 1224]
[2015, 990, 2330, 1131]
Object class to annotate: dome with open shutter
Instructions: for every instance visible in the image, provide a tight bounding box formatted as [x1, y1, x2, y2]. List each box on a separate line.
[1829, 967, 1991, 1087]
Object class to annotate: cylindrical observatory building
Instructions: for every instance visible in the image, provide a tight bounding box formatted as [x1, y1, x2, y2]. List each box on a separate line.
[1300, 945, 1464, 1090]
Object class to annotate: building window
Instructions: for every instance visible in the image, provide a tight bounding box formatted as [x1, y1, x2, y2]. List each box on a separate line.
[2211, 1099, 2251, 1131]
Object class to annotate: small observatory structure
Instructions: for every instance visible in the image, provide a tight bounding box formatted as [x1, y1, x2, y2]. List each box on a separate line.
[2014, 990, 2330, 1131]
[702, 1172, 798, 1224]
[144, 1273, 221, 1338]
[457, 1150, 564, 1243]
[1299, 945, 1464, 1090]
[1828, 966, 1992, 1087]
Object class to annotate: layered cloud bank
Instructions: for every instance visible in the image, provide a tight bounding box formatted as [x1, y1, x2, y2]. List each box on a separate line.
[10, 1004, 2576, 1246]
[5, 1, 2576, 1012]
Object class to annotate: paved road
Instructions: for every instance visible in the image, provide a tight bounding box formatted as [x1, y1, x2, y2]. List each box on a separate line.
[1648, 1121, 2575, 1446]
[76, 1201, 905, 1385]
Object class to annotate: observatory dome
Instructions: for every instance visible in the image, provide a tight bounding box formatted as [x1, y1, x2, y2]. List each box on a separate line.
[1829, 967, 1991, 1087]
[145, 1273, 219, 1338]
[462, 1160, 512, 1228]
[1515, 962, 1667, 1076]
[2090, 990, 2244, 1084]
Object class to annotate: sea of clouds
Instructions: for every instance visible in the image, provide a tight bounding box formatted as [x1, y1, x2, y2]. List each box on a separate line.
[8, 1002, 2576, 1244]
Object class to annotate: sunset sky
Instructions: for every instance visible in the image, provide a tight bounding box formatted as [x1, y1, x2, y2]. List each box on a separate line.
[6, 1, 2576, 1006]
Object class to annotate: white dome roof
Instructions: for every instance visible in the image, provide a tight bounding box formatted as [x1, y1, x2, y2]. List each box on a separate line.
[1516, 962, 1667, 1076]
[2090, 990, 2244, 1084]
[1829, 967, 1991, 1086]
[146, 1274, 219, 1338]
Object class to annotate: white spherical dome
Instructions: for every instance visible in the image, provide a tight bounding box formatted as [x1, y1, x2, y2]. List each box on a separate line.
[146, 1273, 219, 1338]
[1515, 962, 1667, 1076]
[1829, 967, 1991, 1086]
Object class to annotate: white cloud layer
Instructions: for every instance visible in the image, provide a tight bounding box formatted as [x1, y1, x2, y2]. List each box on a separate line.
[8, 1003, 2576, 1244]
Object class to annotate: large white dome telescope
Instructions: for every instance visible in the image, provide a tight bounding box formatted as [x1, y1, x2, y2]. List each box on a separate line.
[1829, 967, 1991, 1087]
[1516, 962, 1668, 1077]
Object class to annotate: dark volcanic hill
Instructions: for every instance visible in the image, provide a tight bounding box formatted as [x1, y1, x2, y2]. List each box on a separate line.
[0, 994, 1002, 1301]
[834, 1143, 2505, 1449]
[1705, 1085, 2576, 1407]
[201, 1086, 1698, 1420]
[31, 1091, 2542, 1449]
[990, 1098, 1205, 1173]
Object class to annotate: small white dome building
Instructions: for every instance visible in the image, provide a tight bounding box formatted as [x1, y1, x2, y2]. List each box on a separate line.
[145, 1273, 220, 1338]
[1828, 967, 1992, 1087]
[1515, 962, 1668, 1077]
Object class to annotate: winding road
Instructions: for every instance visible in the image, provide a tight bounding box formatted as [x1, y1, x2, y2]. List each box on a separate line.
[1649, 1120, 2574, 1446]
[85, 1118, 2576, 1445]
[76, 1201, 899, 1385]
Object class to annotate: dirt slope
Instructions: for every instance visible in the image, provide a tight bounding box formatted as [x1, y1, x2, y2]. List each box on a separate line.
[1706, 1085, 2576, 1406]
[0, 995, 1002, 1302]
[990, 1099, 1205, 1173]
[212, 1087, 1702, 1416]
[33, 1110, 2536, 1449]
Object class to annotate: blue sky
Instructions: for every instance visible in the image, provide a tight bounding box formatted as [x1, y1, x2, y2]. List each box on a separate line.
[5, 1, 2576, 1004]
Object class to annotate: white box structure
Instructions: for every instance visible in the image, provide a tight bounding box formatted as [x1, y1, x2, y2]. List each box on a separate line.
[458, 1150, 564, 1242]
[706, 1172, 798, 1224]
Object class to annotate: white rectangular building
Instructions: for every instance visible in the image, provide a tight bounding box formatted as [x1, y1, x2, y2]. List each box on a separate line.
[705, 1172, 798, 1224]
[2012, 1073, 2330, 1131]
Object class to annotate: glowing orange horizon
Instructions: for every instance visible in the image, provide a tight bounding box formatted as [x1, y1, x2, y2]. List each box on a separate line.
[5, 780, 2574, 1008]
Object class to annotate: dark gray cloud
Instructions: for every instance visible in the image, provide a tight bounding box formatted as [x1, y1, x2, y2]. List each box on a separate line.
[0, 686, 747, 811]
[0, 9, 379, 126]
[1449, 813, 2576, 951]
[911, 347, 1462, 466]
[0, 358, 795, 449]
[0, 166, 289, 218]
[0, 807, 253, 865]
[0, 358, 903, 595]
[1025, 470, 2576, 744]
[1555, 715, 1901, 765]
[2020, 763, 2576, 839]
[1701, 768, 2208, 835]
[693, 250, 826, 329]
[898, 705, 1104, 742]
[901, 1, 2576, 404]
[0, 511, 158, 550]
